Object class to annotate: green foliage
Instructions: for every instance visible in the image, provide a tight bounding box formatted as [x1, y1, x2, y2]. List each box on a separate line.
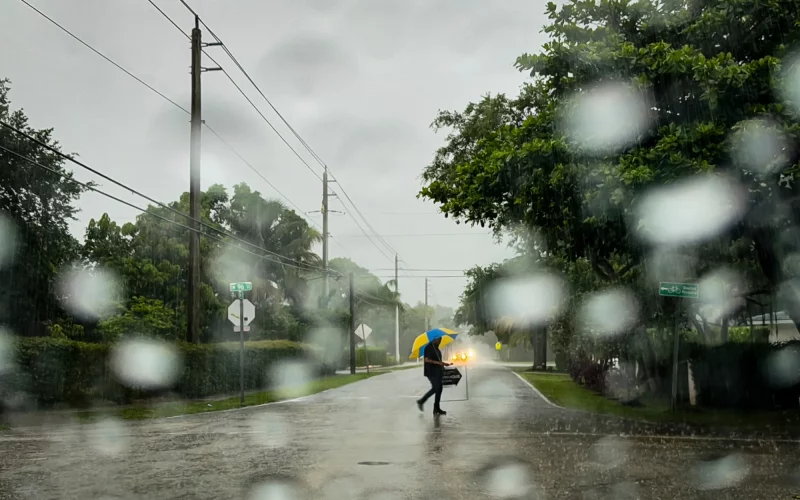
[8, 337, 320, 406]
[0, 80, 90, 336]
[421, 0, 800, 332]
[96, 297, 180, 342]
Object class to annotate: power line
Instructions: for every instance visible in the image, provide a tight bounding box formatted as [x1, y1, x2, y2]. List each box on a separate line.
[21, 0, 322, 233]
[372, 268, 466, 272]
[0, 144, 304, 266]
[0, 121, 327, 274]
[336, 232, 491, 238]
[19, 0, 189, 114]
[173, 0, 398, 263]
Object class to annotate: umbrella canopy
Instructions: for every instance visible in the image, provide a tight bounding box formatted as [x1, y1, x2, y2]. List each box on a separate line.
[408, 328, 458, 360]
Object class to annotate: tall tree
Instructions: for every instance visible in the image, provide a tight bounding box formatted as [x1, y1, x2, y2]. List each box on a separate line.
[0, 79, 89, 335]
[420, 0, 800, 326]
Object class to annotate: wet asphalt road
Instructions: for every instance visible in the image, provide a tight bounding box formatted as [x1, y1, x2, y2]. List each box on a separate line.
[0, 363, 799, 499]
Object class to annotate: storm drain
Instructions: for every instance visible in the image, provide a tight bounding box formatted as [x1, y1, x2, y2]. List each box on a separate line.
[358, 461, 390, 466]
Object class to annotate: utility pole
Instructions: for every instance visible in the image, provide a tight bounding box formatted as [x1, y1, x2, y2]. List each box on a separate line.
[322, 167, 329, 307]
[187, 15, 202, 343]
[186, 17, 221, 343]
[424, 277, 429, 332]
[394, 254, 399, 361]
[349, 272, 356, 374]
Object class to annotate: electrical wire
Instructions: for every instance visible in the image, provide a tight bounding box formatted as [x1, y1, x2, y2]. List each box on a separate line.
[0, 121, 326, 273]
[0, 144, 313, 267]
[173, 0, 400, 263]
[21, 0, 323, 232]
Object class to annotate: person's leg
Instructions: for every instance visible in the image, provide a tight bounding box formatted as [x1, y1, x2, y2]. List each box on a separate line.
[432, 376, 444, 412]
[417, 377, 436, 409]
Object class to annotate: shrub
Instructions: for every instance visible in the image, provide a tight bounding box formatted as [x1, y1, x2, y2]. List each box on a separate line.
[688, 340, 800, 409]
[3, 337, 326, 407]
[567, 353, 609, 394]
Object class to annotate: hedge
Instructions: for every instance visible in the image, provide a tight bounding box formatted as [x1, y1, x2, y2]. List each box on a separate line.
[688, 340, 800, 409]
[0, 337, 334, 407]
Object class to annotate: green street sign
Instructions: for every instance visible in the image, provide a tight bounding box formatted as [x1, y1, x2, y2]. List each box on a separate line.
[229, 282, 252, 292]
[659, 282, 699, 299]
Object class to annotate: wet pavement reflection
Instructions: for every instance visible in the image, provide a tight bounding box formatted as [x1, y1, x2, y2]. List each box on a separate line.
[0, 363, 798, 499]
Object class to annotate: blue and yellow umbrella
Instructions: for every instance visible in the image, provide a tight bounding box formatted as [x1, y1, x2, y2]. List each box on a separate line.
[409, 328, 458, 360]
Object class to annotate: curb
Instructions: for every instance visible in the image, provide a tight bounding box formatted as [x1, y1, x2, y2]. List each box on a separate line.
[512, 371, 562, 409]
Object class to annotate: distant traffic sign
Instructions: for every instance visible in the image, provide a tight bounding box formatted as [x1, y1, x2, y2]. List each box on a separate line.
[354, 324, 372, 340]
[495, 342, 502, 351]
[443, 367, 463, 386]
[229, 282, 252, 293]
[659, 282, 699, 299]
[228, 299, 255, 326]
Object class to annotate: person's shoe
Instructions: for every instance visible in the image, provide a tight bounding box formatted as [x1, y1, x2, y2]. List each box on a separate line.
[433, 408, 447, 416]
[416, 400, 424, 412]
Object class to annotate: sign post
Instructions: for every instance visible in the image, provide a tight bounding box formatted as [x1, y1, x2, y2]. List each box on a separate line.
[355, 324, 372, 374]
[229, 282, 253, 404]
[659, 281, 699, 411]
[495, 342, 502, 361]
[441, 365, 469, 402]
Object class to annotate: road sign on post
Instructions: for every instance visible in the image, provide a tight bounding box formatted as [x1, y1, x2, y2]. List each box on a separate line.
[659, 282, 699, 299]
[227, 293, 254, 405]
[354, 324, 372, 374]
[228, 299, 255, 326]
[495, 342, 502, 351]
[229, 282, 252, 293]
[659, 282, 698, 412]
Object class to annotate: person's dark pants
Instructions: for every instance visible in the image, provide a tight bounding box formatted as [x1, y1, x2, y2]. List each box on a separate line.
[419, 375, 443, 411]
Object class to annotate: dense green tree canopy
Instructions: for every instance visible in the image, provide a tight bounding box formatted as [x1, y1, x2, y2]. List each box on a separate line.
[421, 0, 800, 329]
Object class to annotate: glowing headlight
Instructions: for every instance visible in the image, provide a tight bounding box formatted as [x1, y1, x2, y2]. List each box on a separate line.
[461, 353, 467, 360]
[452, 354, 458, 361]
[468, 349, 475, 357]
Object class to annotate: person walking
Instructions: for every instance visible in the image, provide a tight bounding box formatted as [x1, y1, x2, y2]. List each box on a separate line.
[416, 337, 452, 415]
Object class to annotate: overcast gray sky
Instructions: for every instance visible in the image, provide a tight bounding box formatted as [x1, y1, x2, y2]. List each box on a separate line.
[1, 0, 553, 308]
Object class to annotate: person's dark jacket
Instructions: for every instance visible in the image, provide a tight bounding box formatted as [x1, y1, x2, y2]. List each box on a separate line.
[423, 343, 443, 378]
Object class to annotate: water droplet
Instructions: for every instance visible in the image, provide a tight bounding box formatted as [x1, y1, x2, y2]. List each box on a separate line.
[0, 327, 14, 375]
[269, 360, 313, 399]
[307, 326, 344, 367]
[250, 413, 289, 449]
[635, 175, 746, 246]
[485, 274, 565, 328]
[56, 266, 122, 320]
[766, 345, 800, 388]
[691, 453, 749, 490]
[562, 82, 652, 154]
[247, 478, 304, 500]
[0, 213, 17, 269]
[110, 338, 181, 390]
[779, 53, 800, 115]
[730, 118, 791, 175]
[580, 289, 638, 337]
[480, 458, 536, 499]
[86, 417, 127, 456]
[695, 269, 745, 326]
[590, 436, 629, 470]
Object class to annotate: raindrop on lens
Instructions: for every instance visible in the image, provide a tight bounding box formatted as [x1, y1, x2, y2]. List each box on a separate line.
[87, 417, 127, 456]
[581, 289, 638, 337]
[480, 458, 536, 499]
[485, 274, 565, 328]
[730, 119, 790, 175]
[0, 328, 14, 375]
[250, 413, 289, 449]
[590, 436, 629, 470]
[0, 213, 17, 269]
[691, 453, 749, 490]
[56, 266, 121, 320]
[562, 82, 651, 154]
[765, 345, 800, 387]
[635, 175, 745, 246]
[270, 361, 313, 399]
[247, 478, 304, 500]
[110, 338, 181, 390]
